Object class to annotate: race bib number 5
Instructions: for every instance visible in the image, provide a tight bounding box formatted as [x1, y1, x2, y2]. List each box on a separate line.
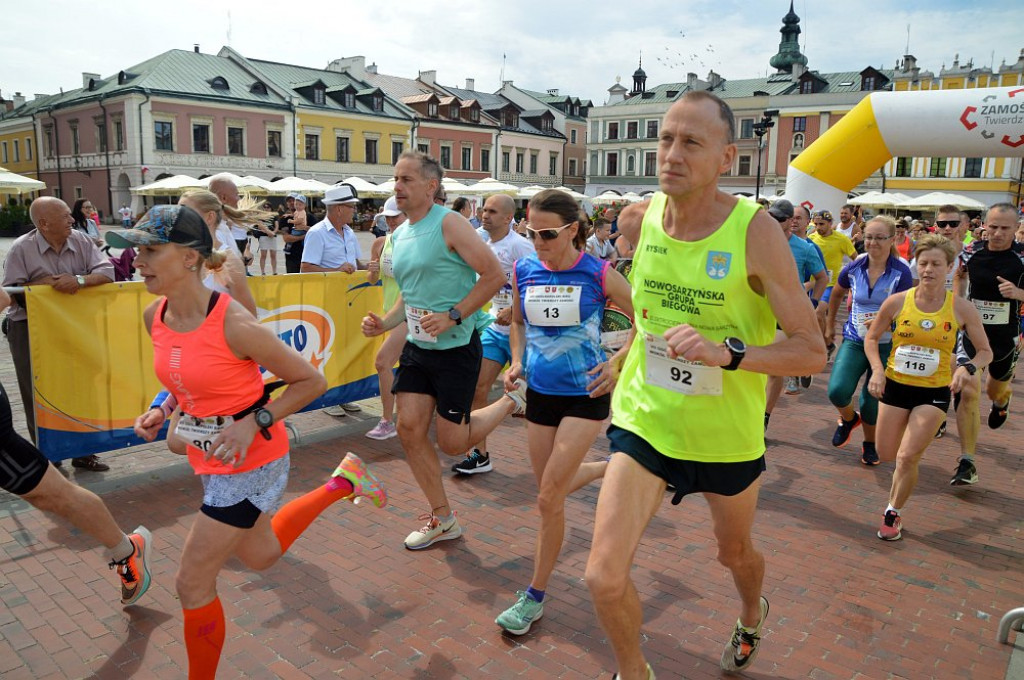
[524, 285, 582, 326]
[175, 414, 235, 452]
[644, 333, 723, 395]
[893, 344, 940, 377]
[405, 306, 438, 343]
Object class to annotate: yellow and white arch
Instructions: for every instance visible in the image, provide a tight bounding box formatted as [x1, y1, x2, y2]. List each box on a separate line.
[785, 86, 1024, 215]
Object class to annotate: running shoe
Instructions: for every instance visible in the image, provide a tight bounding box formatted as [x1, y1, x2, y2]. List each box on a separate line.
[365, 418, 397, 440]
[950, 458, 978, 486]
[404, 513, 462, 550]
[826, 343, 836, 364]
[452, 448, 492, 475]
[495, 591, 544, 635]
[877, 510, 902, 541]
[934, 420, 946, 439]
[831, 412, 861, 448]
[764, 412, 771, 432]
[323, 405, 348, 417]
[110, 526, 153, 606]
[612, 664, 655, 680]
[988, 396, 1011, 429]
[860, 441, 879, 466]
[331, 452, 387, 507]
[340, 402, 363, 413]
[720, 596, 769, 673]
[799, 375, 813, 389]
[784, 377, 800, 395]
[506, 379, 528, 416]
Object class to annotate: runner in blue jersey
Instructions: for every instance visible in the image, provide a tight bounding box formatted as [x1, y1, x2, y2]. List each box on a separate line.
[494, 189, 633, 636]
[824, 216, 914, 464]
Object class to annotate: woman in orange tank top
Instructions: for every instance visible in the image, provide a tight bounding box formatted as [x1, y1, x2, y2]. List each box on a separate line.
[864, 234, 991, 543]
[109, 205, 387, 680]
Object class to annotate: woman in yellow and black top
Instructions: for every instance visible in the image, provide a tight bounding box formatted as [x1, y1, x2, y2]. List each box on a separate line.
[864, 234, 992, 542]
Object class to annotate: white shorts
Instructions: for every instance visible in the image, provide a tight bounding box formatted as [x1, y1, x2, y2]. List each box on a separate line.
[258, 235, 279, 250]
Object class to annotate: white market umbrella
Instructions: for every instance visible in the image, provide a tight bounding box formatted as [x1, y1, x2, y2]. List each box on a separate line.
[341, 176, 390, 199]
[466, 177, 519, 196]
[236, 175, 273, 194]
[517, 185, 548, 199]
[621, 191, 644, 203]
[848, 191, 911, 208]
[441, 177, 474, 194]
[554, 186, 587, 200]
[131, 174, 205, 196]
[0, 167, 45, 194]
[900, 191, 986, 210]
[375, 179, 396, 194]
[267, 176, 330, 196]
[591, 190, 629, 206]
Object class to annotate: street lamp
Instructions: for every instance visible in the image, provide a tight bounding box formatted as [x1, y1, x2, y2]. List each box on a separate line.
[753, 109, 778, 202]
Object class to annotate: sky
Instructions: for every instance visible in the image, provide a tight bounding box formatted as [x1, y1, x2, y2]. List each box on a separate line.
[3, 1, 1022, 105]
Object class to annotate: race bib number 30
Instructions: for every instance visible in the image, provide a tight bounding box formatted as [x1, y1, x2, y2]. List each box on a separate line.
[175, 414, 235, 453]
[893, 344, 940, 377]
[974, 299, 1009, 325]
[524, 285, 581, 326]
[405, 306, 438, 343]
[644, 333, 723, 395]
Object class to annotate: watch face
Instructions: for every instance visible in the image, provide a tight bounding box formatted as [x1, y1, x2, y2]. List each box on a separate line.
[726, 337, 745, 354]
[255, 409, 273, 428]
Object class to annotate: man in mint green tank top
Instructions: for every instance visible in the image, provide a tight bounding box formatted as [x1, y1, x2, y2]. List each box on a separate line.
[583, 92, 826, 679]
[361, 151, 527, 550]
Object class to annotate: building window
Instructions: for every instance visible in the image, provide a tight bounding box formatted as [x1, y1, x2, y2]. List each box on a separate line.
[25, 137, 32, 161]
[193, 124, 210, 153]
[516, 152, 525, 173]
[70, 125, 80, 154]
[267, 130, 282, 157]
[800, 80, 813, 94]
[607, 122, 619, 140]
[502, 151, 510, 173]
[894, 157, 911, 177]
[114, 120, 124, 150]
[305, 133, 319, 160]
[373, 94, 384, 111]
[646, 120, 659, 139]
[862, 75, 876, 91]
[740, 119, 754, 139]
[154, 121, 173, 151]
[440, 146, 452, 169]
[461, 146, 472, 170]
[606, 152, 618, 176]
[428, 102, 438, 117]
[450, 104, 459, 119]
[626, 155, 635, 174]
[44, 127, 53, 157]
[365, 139, 378, 164]
[418, 142, 429, 154]
[504, 110, 519, 128]
[738, 155, 751, 176]
[963, 157, 983, 178]
[793, 117, 807, 133]
[570, 129, 577, 144]
[792, 133, 805, 149]
[12, 139, 20, 162]
[74, 186, 83, 200]
[392, 141, 404, 163]
[481, 148, 490, 173]
[529, 152, 538, 174]
[336, 137, 350, 162]
[227, 127, 244, 155]
[313, 87, 326, 105]
[1, 142, 6, 164]
[929, 157, 947, 178]
[644, 151, 657, 176]
[568, 158, 578, 176]
[549, 153, 557, 176]
[470, 108, 479, 122]
[626, 121, 639, 139]
[96, 122, 107, 153]
[345, 92, 355, 109]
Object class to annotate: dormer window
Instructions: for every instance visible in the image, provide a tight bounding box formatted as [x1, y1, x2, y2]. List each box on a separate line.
[428, 102, 438, 117]
[450, 104, 459, 119]
[504, 110, 519, 128]
[210, 76, 229, 91]
[542, 118, 553, 132]
[470, 107, 479, 122]
[573, 105, 580, 116]
[800, 80, 813, 94]
[250, 81, 268, 95]
[313, 86, 326, 105]
[373, 94, 384, 111]
[862, 75, 876, 91]
[344, 92, 355, 108]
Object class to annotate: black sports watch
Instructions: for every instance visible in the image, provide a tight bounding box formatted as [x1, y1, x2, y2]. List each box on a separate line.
[448, 308, 462, 325]
[722, 337, 746, 371]
[956, 358, 977, 375]
[254, 407, 275, 429]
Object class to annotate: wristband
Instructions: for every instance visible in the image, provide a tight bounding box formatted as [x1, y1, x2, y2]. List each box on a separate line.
[810, 298, 819, 308]
[149, 390, 170, 411]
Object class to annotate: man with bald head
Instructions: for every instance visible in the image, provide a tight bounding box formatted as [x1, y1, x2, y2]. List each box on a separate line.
[452, 193, 535, 475]
[3, 197, 114, 470]
[208, 173, 250, 261]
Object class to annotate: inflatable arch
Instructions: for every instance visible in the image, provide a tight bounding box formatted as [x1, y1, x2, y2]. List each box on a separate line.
[783, 86, 1024, 215]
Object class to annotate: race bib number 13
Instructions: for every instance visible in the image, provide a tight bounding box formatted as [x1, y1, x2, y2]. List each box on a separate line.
[644, 333, 723, 395]
[523, 285, 581, 326]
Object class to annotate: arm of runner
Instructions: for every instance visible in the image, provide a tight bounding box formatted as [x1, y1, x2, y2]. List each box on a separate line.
[133, 300, 165, 441]
[217, 250, 258, 317]
[825, 283, 849, 347]
[616, 201, 648, 248]
[586, 266, 635, 397]
[366, 236, 385, 284]
[810, 268, 828, 307]
[951, 296, 993, 395]
[362, 292, 406, 337]
[952, 259, 967, 298]
[996, 275, 1024, 301]
[504, 273, 526, 392]
[864, 293, 902, 398]
[420, 213, 504, 337]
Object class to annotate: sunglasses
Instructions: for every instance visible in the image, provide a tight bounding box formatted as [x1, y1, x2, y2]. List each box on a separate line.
[526, 222, 574, 241]
[935, 220, 960, 228]
[863, 235, 891, 242]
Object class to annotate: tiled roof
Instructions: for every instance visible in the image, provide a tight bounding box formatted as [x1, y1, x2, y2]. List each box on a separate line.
[442, 85, 564, 139]
[402, 93, 436, 104]
[364, 72, 436, 100]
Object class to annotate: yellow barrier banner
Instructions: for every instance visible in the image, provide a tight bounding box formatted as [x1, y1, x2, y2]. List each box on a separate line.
[27, 273, 383, 460]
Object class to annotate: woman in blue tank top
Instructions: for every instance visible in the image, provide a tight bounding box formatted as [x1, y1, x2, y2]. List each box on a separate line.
[823, 216, 913, 464]
[494, 189, 633, 636]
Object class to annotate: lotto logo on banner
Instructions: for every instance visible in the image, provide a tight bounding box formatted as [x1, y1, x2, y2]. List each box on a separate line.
[259, 305, 336, 376]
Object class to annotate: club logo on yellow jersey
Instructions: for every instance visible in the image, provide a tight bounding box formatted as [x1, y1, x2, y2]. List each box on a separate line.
[706, 251, 732, 280]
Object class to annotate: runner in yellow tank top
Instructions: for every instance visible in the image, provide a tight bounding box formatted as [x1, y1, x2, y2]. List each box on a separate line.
[584, 92, 826, 680]
[865, 235, 991, 542]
